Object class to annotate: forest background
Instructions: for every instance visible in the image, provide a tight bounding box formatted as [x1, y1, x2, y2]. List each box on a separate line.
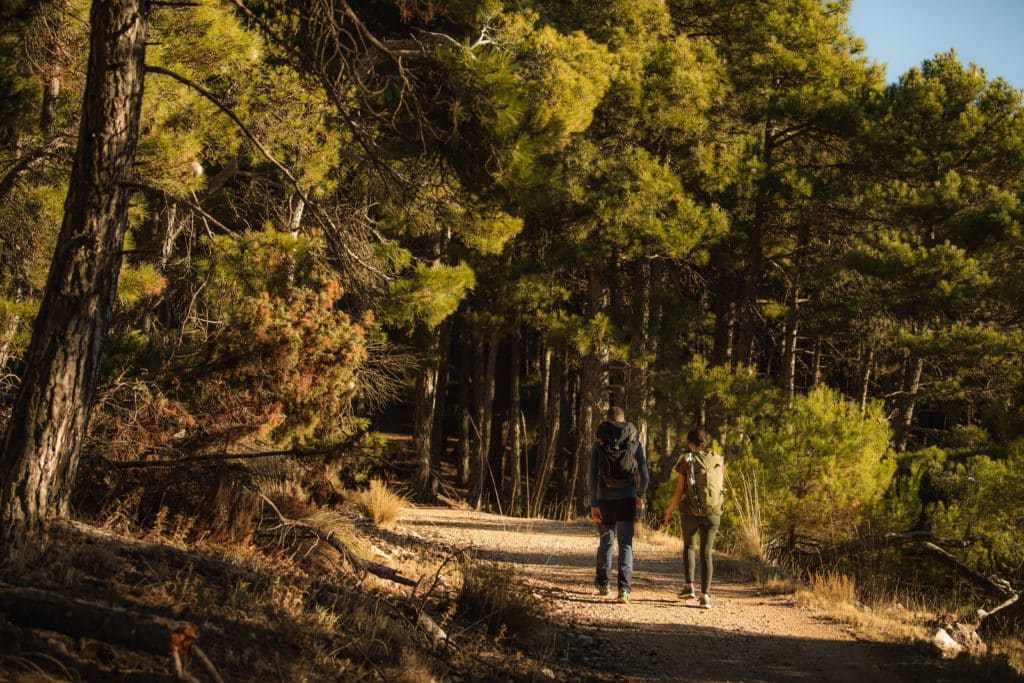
[1, 0, 1023, 628]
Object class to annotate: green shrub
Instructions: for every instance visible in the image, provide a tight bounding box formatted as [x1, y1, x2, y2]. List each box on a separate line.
[741, 385, 895, 550]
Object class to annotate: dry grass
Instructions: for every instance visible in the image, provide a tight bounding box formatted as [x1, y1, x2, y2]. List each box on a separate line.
[456, 561, 550, 642]
[807, 569, 857, 604]
[762, 573, 799, 595]
[728, 468, 766, 564]
[639, 523, 679, 549]
[355, 479, 407, 527]
[793, 568, 1024, 681]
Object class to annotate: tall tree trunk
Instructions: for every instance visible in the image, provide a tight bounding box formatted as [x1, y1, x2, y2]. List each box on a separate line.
[288, 194, 305, 236]
[157, 201, 181, 271]
[554, 367, 578, 507]
[531, 347, 561, 517]
[657, 412, 674, 476]
[430, 333, 450, 492]
[40, 70, 62, 136]
[780, 288, 800, 406]
[811, 337, 823, 387]
[456, 334, 472, 487]
[735, 122, 775, 369]
[895, 352, 925, 452]
[468, 336, 499, 510]
[503, 331, 522, 515]
[0, 304, 22, 375]
[0, 0, 148, 544]
[859, 346, 874, 415]
[468, 338, 486, 508]
[412, 321, 451, 502]
[570, 352, 602, 516]
[481, 337, 499, 509]
[412, 343, 440, 502]
[568, 270, 609, 515]
[635, 261, 654, 454]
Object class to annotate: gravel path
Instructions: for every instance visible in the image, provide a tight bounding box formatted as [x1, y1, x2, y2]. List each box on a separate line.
[398, 505, 934, 682]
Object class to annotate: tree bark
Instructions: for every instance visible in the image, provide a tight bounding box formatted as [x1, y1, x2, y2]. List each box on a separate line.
[570, 351, 603, 516]
[859, 346, 874, 415]
[413, 322, 451, 502]
[467, 336, 497, 509]
[530, 346, 561, 517]
[979, 594, 1024, 638]
[503, 331, 522, 515]
[0, 0, 148, 544]
[0, 583, 199, 656]
[780, 288, 800, 406]
[895, 352, 925, 452]
[456, 333, 472, 487]
[412, 352, 439, 501]
[480, 337, 499, 509]
[40, 71, 62, 135]
[430, 330, 450, 493]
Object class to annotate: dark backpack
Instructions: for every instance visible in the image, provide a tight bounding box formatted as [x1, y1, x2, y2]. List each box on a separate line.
[596, 421, 639, 489]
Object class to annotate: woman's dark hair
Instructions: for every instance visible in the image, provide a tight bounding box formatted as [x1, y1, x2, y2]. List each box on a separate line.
[686, 427, 708, 450]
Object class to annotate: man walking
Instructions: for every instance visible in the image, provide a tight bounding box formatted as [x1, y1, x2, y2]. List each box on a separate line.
[589, 406, 649, 604]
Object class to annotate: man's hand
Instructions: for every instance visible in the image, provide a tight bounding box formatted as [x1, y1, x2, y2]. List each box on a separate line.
[636, 498, 645, 510]
[663, 513, 672, 527]
[590, 506, 602, 523]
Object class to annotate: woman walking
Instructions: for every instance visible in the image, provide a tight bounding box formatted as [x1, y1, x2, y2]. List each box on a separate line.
[663, 427, 725, 609]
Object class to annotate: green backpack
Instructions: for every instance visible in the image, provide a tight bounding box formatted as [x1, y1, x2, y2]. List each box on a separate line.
[678, 450, 725, 517]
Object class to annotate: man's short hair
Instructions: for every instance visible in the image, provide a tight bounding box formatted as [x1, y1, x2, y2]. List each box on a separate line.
[606, 406, 625, 422]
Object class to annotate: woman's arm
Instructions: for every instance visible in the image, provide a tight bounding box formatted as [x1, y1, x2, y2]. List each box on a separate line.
[663, 474, 685, 526]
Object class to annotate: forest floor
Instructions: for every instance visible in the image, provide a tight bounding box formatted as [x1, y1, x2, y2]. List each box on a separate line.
[1, 498, 1021, 682]
[396, 504, 1022, 683]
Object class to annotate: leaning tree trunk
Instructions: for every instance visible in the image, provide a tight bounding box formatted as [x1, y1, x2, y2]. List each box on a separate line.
[0, 0, 148, 545]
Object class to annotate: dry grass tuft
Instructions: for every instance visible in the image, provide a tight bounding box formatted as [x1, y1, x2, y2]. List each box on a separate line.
[728, 468, 766, 565]
[806, 569, 857, 605]
[457, 561, 548, 640]
[639, 523, 679, 549]
[354, 479, 406, 527]
[762, 573, 799, 595]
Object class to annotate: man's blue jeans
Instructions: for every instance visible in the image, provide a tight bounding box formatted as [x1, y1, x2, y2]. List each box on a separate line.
[595, 497, 637, 592]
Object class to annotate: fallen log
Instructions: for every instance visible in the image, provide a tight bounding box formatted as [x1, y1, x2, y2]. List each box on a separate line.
[978, 593, 1024, 638]
[0, 583, 197, 663]
[257, 492, 418, 587]
[809, 530, 1014, 601]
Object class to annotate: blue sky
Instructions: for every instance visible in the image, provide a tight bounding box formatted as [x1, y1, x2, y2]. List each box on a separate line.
[847, 0, 1024, 88]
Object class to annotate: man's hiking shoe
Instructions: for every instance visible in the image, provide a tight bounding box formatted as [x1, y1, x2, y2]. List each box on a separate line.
[596, 583, 610, 597]
[698, 593, 712, 609]
[616, 590, 630, 604]
[677, 585, 697, 600]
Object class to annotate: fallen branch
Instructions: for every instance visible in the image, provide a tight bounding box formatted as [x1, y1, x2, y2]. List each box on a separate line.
[0, 583, 199, 674]
[978, 593, 1024, 638]
[809, 530, 1014, 600]
[257, 492, 418, 587]
[110, 447, 337, 468]
[916, 542, 1014, 600]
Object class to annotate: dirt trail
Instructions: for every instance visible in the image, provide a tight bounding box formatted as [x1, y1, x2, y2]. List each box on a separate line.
[399, 506, 941, 683]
